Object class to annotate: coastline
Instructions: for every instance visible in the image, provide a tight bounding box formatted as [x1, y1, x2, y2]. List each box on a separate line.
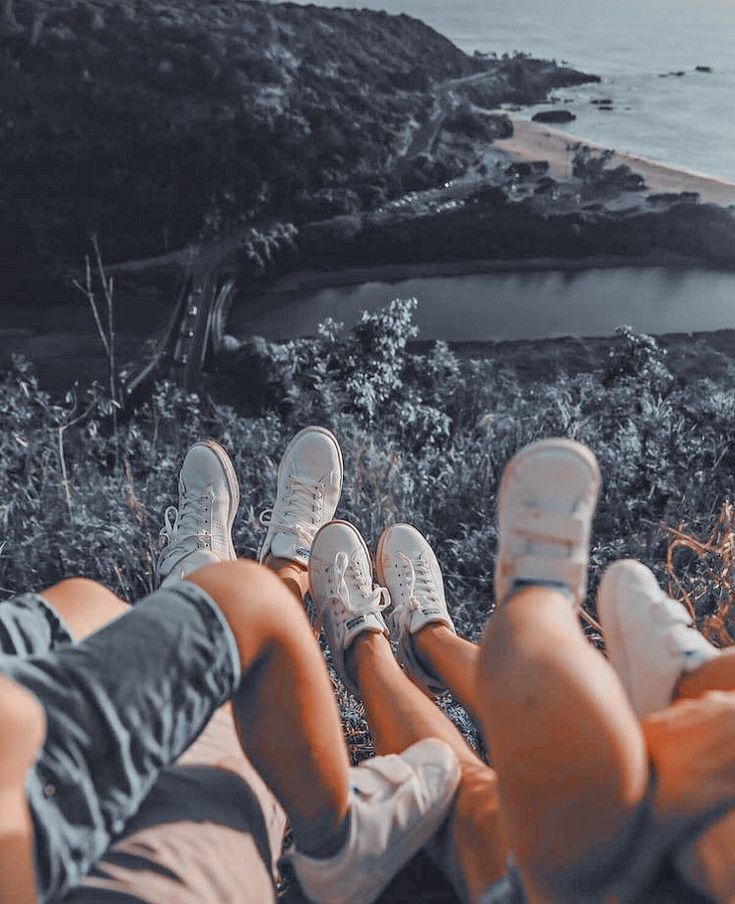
[493, 113, 735, 206]
[270, 112, 735, 295]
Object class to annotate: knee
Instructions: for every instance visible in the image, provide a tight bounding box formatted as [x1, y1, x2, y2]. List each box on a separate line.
[452, 763, 505, 849]
[42, 577, 129, 618]
[0, 677, 47, 781]
[186, 558, 310, 646]
[48, 577, 110, 598]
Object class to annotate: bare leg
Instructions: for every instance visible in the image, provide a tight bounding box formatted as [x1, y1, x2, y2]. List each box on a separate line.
[412, 624, 483, 723]
[668, 649, 735, 900]
[49, 564, 352, 856]
[2, 561, 352, 904]
[477, 587, 649, 899]
[0, 676, 47, 904]
[346, 632, 508, 904]
[187, 559, 350, 857]
[42, 578, 130, 641]
[266, 555, 310, 603]
[677, 648, 735, 699]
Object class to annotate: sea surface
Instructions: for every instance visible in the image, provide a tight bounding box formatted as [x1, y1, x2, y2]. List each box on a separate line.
[290, 0, 735, 183]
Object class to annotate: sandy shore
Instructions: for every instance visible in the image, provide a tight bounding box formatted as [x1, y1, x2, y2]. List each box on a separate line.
[493, 113, 735, 206]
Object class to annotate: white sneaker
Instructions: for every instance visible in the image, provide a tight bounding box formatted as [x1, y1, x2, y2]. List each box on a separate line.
[495, 438, 601, 607]
[309, 520, 389, 696]
[375, 523, 456, 696]
[598, 559, 719, 717]
[156, 440, 239, 585]
[284, 737, 461, 904]
[258, 426, 343, 567]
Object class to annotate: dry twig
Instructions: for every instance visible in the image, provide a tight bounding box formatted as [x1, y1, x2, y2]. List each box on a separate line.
[664, 500, 735, 646]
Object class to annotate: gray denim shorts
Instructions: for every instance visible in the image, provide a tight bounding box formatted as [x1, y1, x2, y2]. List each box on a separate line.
[0, 582, 241, 903]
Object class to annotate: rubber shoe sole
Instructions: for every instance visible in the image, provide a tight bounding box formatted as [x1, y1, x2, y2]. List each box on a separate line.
[198, 438, 240, 561]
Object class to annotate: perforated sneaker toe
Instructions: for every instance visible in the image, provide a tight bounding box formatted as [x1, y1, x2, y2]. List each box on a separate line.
[309, 520, 389, 696]
[156, 440, 239, 585]
[375, 523, 456, 696]
[259, 426, 343, 567]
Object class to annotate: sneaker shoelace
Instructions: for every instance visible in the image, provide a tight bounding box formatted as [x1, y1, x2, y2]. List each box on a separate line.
[158, 493, 212, 568]
[398, 552, 439, 613]
[259, 475, 322, 546]
[331, 551, 389, 616]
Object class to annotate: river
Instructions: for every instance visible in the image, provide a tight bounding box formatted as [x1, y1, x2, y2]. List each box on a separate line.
[4, 265, 735, 390]
[233, 266, 735, 343]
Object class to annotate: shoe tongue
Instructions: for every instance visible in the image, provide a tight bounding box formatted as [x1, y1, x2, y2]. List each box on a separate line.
[270, 531, 311, 566]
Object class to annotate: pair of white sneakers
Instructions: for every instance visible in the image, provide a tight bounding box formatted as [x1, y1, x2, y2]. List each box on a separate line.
[493, 437, 718, 718]
[258, 427, 459, 698]
[155, 428, 719, 902]
[248, 427, 717, 721]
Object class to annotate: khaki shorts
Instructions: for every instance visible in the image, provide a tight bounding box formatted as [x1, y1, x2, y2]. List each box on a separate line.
[67, 704, 287, 904]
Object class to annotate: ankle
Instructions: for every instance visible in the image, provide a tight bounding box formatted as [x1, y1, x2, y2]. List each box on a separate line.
[266, 556, 309, 600]
[296, 807, 351, 860]
[675, 655, 725, 700]
[412, 622, 452, 673]
[265, 554, 307, 575]
[344, 631, 395, 687]
[504, 583, 575, 610]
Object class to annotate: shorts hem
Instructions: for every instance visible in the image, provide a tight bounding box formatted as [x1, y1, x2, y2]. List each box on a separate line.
[162, 579, 242, 689]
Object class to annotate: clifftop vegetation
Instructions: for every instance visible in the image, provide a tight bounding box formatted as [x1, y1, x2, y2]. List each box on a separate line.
[3, 304, 734, 761]
[1, 0, 594, 294]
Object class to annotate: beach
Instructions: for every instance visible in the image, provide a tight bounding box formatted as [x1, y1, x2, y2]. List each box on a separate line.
[493, 113, 735, 206]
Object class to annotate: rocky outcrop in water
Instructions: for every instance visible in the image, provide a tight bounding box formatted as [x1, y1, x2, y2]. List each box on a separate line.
[532, 110, 576, 124]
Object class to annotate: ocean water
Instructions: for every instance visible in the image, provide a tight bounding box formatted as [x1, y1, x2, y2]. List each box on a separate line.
[291, 0, 735, 183]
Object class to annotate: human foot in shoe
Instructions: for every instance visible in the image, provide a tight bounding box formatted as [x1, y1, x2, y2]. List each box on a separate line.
[494, 438, 601, 608]
[309, 520, 389, 696]
[156, 440, 239, 586]
[285, 737, 460, 904]
[259, 427, 343, 568]
[375, 523, 456, 696]
[598, 559, 719, 718]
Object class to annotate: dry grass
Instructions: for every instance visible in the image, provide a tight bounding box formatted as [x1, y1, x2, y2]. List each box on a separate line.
[665, 499, 735, 647]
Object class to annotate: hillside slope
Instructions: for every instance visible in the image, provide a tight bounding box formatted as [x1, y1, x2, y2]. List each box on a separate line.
[0, 0, 593, 292]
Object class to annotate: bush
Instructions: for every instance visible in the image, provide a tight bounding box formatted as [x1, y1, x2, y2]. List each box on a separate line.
[572, 146, 647, 194]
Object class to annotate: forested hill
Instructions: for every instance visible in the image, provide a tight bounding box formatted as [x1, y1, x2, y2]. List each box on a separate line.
[0, 0, 593, 292]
